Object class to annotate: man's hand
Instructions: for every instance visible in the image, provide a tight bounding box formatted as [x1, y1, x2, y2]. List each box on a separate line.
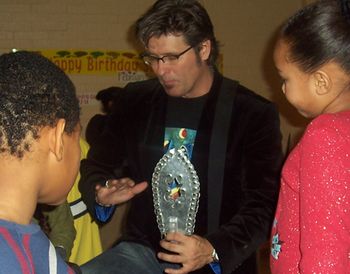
[95, 178, 147, 206]
[158, 232, 214, 274]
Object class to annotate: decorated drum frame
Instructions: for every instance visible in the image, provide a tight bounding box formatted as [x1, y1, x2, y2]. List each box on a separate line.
[152, 146, 200, 236]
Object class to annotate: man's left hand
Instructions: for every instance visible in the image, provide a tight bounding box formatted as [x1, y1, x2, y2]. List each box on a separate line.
[158, 232, 214, 274]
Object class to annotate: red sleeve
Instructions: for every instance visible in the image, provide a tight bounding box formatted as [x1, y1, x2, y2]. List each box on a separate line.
[299, 119, 350, 273]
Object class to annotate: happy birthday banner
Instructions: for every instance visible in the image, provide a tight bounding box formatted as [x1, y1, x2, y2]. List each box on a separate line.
[31, 49, 152, 76]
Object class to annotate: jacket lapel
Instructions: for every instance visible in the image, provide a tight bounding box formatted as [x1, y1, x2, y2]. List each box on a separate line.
[138, 86, 167, 180]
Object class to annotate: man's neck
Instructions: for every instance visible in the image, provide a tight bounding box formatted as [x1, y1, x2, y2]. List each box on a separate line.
[182, 66, 214, 99]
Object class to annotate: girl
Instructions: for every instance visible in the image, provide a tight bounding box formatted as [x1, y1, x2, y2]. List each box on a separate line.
[270, 0, 350, 273]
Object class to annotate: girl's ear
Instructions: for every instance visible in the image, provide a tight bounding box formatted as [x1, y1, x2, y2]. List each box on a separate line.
[48, 119, 66, 161]
[313, 70, 331, 95]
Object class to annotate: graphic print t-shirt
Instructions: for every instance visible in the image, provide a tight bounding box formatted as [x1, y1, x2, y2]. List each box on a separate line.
[164, 94, 208, 156]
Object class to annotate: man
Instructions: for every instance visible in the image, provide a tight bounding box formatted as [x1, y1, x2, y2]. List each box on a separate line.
[79, 1, 282, 273]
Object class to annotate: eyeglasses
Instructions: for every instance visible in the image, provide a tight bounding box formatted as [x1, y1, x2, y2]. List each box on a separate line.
[140, 46, 193, 67]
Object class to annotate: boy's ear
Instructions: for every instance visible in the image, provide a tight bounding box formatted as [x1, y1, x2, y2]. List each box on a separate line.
[313, 70, 331, 95]
[49, 119, 66, 161]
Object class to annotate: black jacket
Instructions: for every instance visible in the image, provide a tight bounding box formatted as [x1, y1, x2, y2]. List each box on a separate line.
[79, 72, 283, 274]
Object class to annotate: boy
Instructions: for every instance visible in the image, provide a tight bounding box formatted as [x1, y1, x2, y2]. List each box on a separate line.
[0, 51, 81, 273]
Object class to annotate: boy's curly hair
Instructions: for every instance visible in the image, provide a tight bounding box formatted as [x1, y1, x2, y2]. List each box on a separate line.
[0, 51, 80, 158]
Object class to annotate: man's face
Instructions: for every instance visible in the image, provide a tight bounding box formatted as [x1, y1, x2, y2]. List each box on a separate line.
[146, 34, 213, 98]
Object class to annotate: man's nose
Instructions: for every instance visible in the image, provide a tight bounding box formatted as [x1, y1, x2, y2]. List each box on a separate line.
[152, 60, 168, 76]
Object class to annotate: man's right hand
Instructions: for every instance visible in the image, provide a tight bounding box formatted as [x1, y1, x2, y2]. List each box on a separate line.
[95, 178, 147, 206]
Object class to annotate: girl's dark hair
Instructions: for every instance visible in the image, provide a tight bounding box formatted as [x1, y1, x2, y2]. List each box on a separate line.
[281, 0, 350, 73]
[135, 0, 219, 66]
[0, 51, 80, 158]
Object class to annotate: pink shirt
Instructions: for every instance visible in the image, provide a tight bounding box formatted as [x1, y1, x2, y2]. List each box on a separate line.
[270, 111, 350, 273]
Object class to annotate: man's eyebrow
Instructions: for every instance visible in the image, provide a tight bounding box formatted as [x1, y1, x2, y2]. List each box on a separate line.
[145, 50, 180, 56]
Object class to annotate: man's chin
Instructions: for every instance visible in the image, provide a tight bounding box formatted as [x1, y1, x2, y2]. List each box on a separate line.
[163, 86, 182, 97]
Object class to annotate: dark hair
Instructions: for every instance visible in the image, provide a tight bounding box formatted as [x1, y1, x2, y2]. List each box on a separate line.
[135, 0, 219, 66]
[280, 0, 350, 74]
[0, 51, 80, 158]
[96, 86, 123, 114]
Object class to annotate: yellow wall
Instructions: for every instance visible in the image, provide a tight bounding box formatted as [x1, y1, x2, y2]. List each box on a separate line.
[0, 0, 309, 249]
